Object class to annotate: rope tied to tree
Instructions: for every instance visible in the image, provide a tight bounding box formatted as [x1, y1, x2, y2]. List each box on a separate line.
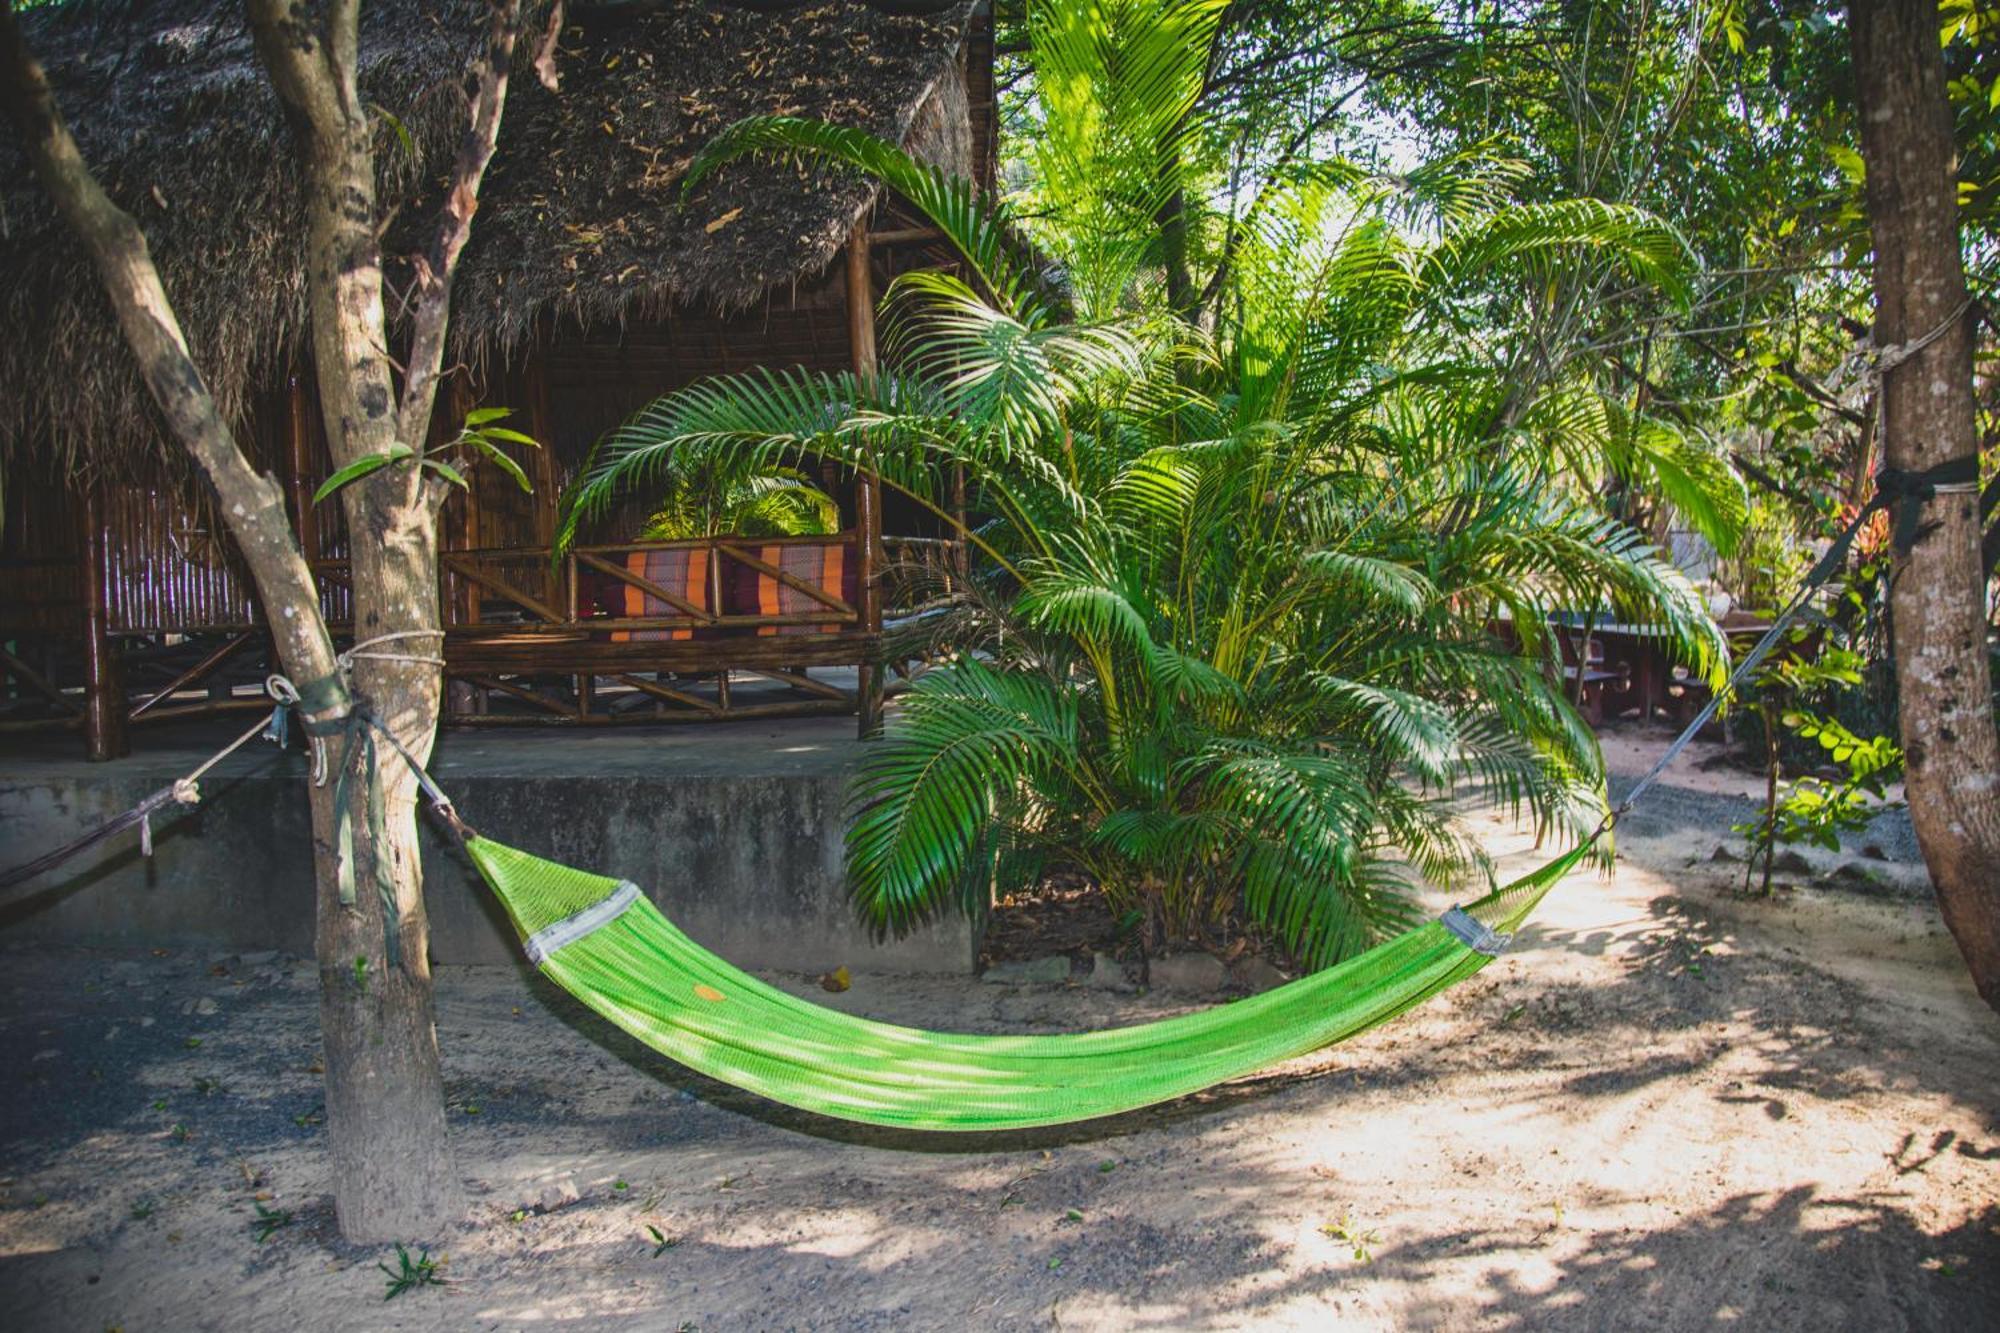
[1869, 296, 1975, 381]
[338, 630, 447, 670]
[1874, 456, 1982, 555]
[266, 637, 459, 968]
[0, 695, 289, 893]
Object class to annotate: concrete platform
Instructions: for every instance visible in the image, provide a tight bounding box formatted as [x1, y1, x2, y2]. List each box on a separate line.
[0, 718, 977, 974]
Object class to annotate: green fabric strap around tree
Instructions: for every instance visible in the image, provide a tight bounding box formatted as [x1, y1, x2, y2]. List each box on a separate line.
[463, 836, 1588, 1132]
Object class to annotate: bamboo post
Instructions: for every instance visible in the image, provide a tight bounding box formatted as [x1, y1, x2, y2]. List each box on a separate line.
[848, 220, 885, 737]
[709, 540, 731, 716]
[80, 486, 129, 761]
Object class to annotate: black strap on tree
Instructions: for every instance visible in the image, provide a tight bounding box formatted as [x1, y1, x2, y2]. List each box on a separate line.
[1873, 456, 1982, 557]
[274, 669, 477, 969]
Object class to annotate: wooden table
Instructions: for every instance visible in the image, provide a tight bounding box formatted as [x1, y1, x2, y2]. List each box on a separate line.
[1585, 616, 1773, 723]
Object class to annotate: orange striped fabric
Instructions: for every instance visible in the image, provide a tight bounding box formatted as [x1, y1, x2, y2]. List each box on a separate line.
[755, 541, 846, 637]
[609, 547, 710, 642]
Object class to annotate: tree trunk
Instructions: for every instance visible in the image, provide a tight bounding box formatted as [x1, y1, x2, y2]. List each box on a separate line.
[1850, 0, 2000, 1012]
[1156, 177, 1197, 320]
[7, 0, 527, 1240]
[247, 0, 521, 1239]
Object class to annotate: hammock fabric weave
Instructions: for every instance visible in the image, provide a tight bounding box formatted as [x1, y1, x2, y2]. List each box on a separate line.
[466, 835, 1587, 1132]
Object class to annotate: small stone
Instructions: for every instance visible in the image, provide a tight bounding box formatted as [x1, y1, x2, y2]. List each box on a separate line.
[194, 998, 218, 1016]
[982, 955, 1071, 985]
[1824, 862, 1890, 894]
[1709, 844, 1739, 863]
[1230, 956, 1289, 993]
[1769, 848, 1813, 876]
[1086, 952, 1135, 992]
[1149, 953, 1229, 993]
[32, 1049, 59, 1063]
[538, 1174, 580, 1213]
[105, 1028, 121, 1042]
[138, 1017, 155, 1028]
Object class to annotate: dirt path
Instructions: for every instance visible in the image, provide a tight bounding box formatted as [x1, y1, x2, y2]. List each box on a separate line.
[1, 762, 1994, 1330]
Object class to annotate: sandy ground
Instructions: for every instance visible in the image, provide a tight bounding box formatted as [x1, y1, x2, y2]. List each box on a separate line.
[1, 735, 1995, 1331]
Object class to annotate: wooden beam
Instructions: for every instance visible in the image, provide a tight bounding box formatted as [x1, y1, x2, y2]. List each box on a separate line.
[848, 220, 880, 375]
[443, 629, 879, 675]
[458, 673, 579, 718]
[0, 643, 82, 714]
[79, 487, 129, 761]
[445, 698, 849, 728]
[441, 554, 566, 624]
[951, 463, 969, 583]
[848, 220, 885, 738]
[743, 666, 851, 702]
[868, 225, 943, 247]
[585, 612, 854, 632]
[129, 631, 256, 719]
[611, 672, 724, 715]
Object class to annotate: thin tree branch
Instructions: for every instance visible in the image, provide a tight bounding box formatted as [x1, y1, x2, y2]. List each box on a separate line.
[397, 0, 526, 453]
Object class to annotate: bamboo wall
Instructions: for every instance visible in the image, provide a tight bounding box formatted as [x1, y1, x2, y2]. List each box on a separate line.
[0, 269, 869, 643]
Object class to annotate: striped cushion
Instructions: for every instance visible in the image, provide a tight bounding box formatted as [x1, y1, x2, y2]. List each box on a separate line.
[608, 547, 711, 642]
[728, 540, 855, 636]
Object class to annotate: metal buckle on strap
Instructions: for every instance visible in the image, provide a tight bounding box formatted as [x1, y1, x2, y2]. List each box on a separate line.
[523, 882, 644, 967]
[1440, 907, 1512, 957]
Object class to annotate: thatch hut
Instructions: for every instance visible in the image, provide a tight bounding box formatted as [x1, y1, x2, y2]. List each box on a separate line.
[0, 0, 993, 756]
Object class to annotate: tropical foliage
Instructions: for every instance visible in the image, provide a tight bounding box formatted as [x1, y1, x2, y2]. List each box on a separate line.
[561, 0, 1736, 968]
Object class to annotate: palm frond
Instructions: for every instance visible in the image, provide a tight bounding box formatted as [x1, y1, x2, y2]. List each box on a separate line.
[847, 657, 1084, 935]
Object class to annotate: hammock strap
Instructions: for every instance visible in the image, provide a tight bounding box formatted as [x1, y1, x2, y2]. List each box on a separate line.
[273, 670, 415, 967]
[1438, 907, 1511, 956]
[523, 881, 643, 967]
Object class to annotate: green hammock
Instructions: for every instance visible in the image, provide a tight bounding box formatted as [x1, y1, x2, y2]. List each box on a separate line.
[465, 835, 1587, 1132]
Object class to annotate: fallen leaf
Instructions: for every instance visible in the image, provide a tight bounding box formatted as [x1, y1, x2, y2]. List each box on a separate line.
[704, 207, 744, 234]
[819, 966, 851, 993]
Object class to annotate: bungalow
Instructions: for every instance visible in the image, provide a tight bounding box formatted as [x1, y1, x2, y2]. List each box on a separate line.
[0, 0, 993, 758]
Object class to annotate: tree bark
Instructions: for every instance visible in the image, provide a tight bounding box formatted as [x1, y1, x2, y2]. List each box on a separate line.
[1850, 0, 2000, 1012]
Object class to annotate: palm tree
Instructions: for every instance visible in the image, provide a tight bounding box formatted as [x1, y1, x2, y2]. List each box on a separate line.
[559, 1, 1736, 967]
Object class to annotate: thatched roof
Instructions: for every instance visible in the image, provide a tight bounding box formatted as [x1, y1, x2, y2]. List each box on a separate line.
[0, 0, 976, 478]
